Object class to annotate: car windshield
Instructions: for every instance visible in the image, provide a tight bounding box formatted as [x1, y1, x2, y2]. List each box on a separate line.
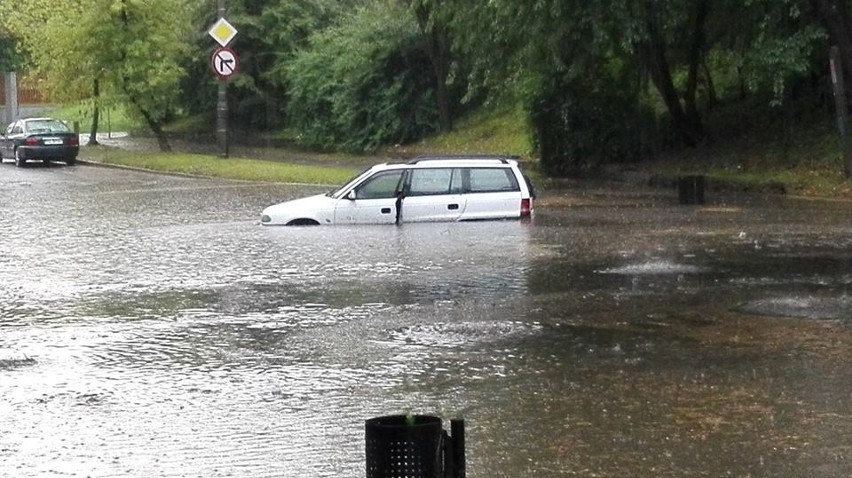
[25, 119, 71, 134]
[327, 167, 376, 199]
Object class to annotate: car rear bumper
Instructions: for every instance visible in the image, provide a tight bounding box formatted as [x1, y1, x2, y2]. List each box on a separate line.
[19, 145, 79, 160]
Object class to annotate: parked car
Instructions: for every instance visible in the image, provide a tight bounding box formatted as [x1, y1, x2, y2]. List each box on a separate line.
[0, 117, 79, 167]
[261, 155, 536, 226]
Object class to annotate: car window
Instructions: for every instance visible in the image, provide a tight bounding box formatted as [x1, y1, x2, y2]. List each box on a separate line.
[354, 170, 405, 199]
[408, 168, 460, 196]
[24, 119, 71, 134]
[468, 168, 520, 193]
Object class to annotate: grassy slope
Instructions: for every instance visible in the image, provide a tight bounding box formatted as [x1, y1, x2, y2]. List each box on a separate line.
[648, 115, 851, 198]
[382, 105, 534, 159]
[49, 102, 852, 197]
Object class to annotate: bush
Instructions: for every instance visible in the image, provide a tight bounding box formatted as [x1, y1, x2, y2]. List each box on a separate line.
[529, 73, 665, 177]
[286, 4, 439, 152]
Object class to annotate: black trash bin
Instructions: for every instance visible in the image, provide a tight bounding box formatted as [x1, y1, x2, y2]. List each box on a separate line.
[678, 175, 705, 205]
[365, 415, 444, 478]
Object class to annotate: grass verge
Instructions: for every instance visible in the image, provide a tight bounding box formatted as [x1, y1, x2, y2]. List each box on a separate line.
[80, 146, 359, 185]
[46, 103, 138, 134]
[647, 119, 852, 198]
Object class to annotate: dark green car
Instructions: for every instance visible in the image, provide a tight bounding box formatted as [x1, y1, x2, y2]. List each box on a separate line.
[0, 117, 79, 167]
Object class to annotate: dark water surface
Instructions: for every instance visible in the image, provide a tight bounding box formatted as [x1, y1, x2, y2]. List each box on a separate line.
[1, 164, 850, 477]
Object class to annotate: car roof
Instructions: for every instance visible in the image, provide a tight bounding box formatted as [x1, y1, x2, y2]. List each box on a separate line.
[370, 155, 520, 171]
[409, 154, 519, 163]
[22, 117, 63, 122]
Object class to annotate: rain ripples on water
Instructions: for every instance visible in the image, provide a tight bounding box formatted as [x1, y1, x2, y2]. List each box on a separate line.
[1, 169, 851, 476]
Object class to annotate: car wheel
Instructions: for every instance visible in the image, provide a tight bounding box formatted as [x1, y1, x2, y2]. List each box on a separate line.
[14, 149, 27, 168]
[65, 157, 76, 166]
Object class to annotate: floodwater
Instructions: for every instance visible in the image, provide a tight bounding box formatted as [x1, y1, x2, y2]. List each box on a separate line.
[1, 163, 850, 477]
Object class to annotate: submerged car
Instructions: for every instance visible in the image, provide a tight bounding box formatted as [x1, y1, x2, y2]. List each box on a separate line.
[0, 117, 80, 167]
[261, 155, 536, 226]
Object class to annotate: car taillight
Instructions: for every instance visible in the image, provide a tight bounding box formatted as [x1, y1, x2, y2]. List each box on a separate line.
[70, 136, 79, 146]
[24, 137, 40, 146]
[520, 198, 532, 217]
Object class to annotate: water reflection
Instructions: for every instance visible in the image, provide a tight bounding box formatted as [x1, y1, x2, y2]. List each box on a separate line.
[1, 168, 850, 477]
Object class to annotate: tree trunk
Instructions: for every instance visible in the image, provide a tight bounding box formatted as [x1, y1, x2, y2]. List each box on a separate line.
[808, 0, 852, 177]
[701, 59, 717, 110]
[413, 3, 453, 132]
[129, 97, 171, 152]
[683, 0, 708, 136]
[638, 3, 701, 146]
[87, 79, 100, 146]
[143, 112, 171, 152]
[431, 48, 452, 133]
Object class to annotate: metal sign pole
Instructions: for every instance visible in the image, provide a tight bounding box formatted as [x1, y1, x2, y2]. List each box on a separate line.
[216, 0, 228, 158]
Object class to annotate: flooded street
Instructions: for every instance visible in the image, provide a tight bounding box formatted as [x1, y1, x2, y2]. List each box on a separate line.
[1, 163, 850, 477]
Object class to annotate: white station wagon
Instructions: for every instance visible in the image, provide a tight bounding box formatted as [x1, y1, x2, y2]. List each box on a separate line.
[260, 155, 535, 226]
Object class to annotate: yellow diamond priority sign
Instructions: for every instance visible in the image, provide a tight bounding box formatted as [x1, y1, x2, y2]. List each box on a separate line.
[208, 17, 237, 47]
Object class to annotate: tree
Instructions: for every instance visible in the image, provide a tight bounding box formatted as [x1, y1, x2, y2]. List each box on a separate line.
[286, 3, 440, 152]
[0, 0, 56, 71]
[808, 0, 852, 101]
[199, 0, 362, 130]
[11, 0, 196, 151]
[442, 0, 832, 173]
[108, 0, 196, 151]
[631, 0, 708, 146]
[446, 0, 666, 173]
[0, 28, 21, 72]
[400, 0, 455, 132]
[27, 0, 106, 143]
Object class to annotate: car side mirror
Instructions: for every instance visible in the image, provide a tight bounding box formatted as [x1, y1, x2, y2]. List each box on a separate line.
[346, 190, 358, 200]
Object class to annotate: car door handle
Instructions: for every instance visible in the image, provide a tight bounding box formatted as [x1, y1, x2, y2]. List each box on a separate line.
[381, 207, 392, 214]
[447, 204, 459, 210]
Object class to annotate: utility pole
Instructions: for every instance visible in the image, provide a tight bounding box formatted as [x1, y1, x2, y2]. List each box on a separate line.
[3, 72, 18, 124]
[829, 46, 852, 178]
[216, 0, 229, 158]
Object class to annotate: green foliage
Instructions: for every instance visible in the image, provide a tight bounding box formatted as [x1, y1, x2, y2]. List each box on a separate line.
[180, 0, 361, 130]
[11, 0, 195, 145]
[286, 3, 439, 152]
[6, 0, 850, 179]
[717, 0, 826, 106]
[530, 72, 664, 176]
[101, 0, 194, 124]
[0, 28, 22, 71]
